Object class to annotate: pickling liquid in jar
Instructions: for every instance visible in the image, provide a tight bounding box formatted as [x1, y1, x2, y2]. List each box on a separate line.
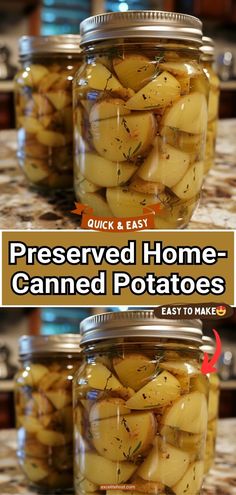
[200, 37, 220, 173]
[15, 35, 82, 189]
[74, 311, 209, 495]
[73, 11, 209, 229]
[15, 334, 82, 493]
[201, 336, 220, 473]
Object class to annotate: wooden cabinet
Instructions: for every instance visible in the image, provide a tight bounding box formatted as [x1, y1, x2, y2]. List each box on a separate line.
[219, 388, 236, 418]
[0, 92, 15, 130]
[193, 0, 233, 19]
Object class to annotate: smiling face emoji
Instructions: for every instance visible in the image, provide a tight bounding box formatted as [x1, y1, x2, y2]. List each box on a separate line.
[216, 305, 226, 317]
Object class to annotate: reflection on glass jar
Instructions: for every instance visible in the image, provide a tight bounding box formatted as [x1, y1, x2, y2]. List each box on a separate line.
[73, 11, 209, 229]
[200, 37, 220, 174]
[15, 35, 82, 189]
[15, 334, 82, 492]
[74, 311, 208, 495]
[201, 336, 220, 474]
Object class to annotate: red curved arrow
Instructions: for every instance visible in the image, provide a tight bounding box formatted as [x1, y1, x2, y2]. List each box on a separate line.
[201, 329, 222, 374]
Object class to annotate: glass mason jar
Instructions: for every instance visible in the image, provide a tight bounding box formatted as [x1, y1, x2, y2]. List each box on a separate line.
[15, 334, 82, 493]
[73, 11, 209, 229]
[74, 311, 209, 495]
[200, 37, 220, 173]
[201, 336, 220, 474]
[15, 35, 82, 189]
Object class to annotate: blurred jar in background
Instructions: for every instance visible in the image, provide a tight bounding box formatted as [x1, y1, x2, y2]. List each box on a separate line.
[15, 35, 82, 190]
[15, 334, 82, 492]
[201, 336, 220, 474]
[200, 36, 220, 173]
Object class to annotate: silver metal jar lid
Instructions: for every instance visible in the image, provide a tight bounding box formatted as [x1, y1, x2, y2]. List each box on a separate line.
[80, 10, 203, 46]
[19, 334, 81, 357]
[80, 310, 203, 345]
[19, 35, 82, 56]
[201, 335, 215, 356]
[200, 36, 215, 56]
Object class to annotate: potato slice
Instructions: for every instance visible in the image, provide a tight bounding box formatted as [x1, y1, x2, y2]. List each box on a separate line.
[79, 451, 137, 484]
[126, 371, 181, 410]
[80, 152, 137, 187]
[77, 476, 99, 493]
[190, 74, 208, 97]
[208, 89, 219, 122]
[113, 54, 156, 92]
[24, 438, 49, 458]
[138, 140, 190, 188]
[79, 192, 114, 217]
[209, 373, 220, 391]
[26, 363, 48, 386]
[91, 412, 155, 461]
[32, 94, 54, 115]
[125, 71, 181, 110]
[38, 371, 61, 391]
[45, 390, 71, 410]
[163, 391, 208, 434]
[208, 389, 219, 422]
[160, 425, 203, 452]
[33, 392, 54, 415]
[83, 363, 123, 392]
[173, 461, 204, 495]
[91, 112, 156, 162]
[162, 92, 208, 134]
[159, 62, 201, 77]
[20, 457, 49, 482]
[89, 98, 130, 122]
[130, 177, 164, 195]
[24, 64, 49, 87]
[86, 63, 123, 91]
[18, 116, 44, 134]
[24, 158, 50, 184]
[75, 171, 101, 194]
[138, 441, 190, 487]
[129, 476, 164, 494]
[176, 76, 190, 95]
[89, 398, 131, 421]
[106, 187, 159, 218]
[160, 126, 204, 156]
[19, 415, 44, 433]
[37, 429, 68, 446]
[159, 361, 198, 376]
[38, 72, 60, 92]
[172, 161, 204, 200]
[190, 374, 209, 395]
[46, 91, 72, 110]
[113, 354, 156, 391]
[36, 130, 66, 147]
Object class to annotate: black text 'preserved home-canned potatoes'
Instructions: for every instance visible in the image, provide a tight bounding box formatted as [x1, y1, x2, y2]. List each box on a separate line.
[74, 11, 209, 229]
[74, 311, 209, 495]
[200, 36, 220, 173]
[201, 335, 220, 474]
[15, 334, 82, 493]
[15, 35, 82, 189]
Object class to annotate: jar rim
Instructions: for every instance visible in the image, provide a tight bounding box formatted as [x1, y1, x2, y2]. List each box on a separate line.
[80, 310, 203, 346]
[201, 335, 215, 356]
[80, 10, 203, 47]
[19, 333, 81, 357]
[200, 36, 215, 57]
[19, 35, 82, 56]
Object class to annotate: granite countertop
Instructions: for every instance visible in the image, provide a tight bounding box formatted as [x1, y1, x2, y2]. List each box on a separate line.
[0, 120, 235, 230]
[0, 420, 235, 494]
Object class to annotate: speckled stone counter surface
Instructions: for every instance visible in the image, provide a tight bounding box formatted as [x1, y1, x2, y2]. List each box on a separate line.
[0, 120, 235, 230]
[0, 419, 235, 494]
